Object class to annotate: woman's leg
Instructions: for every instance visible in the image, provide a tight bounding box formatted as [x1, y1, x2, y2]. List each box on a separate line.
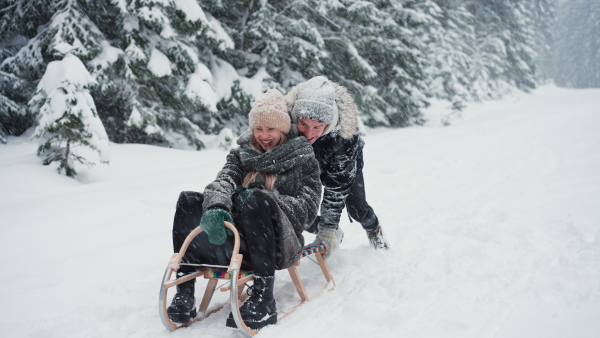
[238, 194, 277, 276]
[226, 194, 278, 330]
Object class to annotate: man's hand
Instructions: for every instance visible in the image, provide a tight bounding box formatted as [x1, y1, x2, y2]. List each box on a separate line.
[309, 224, 339, 259]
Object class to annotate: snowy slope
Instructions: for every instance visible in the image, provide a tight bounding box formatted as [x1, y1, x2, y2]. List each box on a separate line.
[1, 85, 599, 337]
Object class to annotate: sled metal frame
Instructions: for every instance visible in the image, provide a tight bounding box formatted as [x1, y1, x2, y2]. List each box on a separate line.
[159, 221, 335, 337]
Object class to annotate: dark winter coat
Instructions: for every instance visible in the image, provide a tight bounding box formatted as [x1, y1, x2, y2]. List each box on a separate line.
[202, 128, 322, 269]
[285, 81, 363, 229]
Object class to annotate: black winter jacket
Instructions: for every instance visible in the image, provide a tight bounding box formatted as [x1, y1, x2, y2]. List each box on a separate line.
[313, 133, 364, 228]
[285, 79, 363, 230]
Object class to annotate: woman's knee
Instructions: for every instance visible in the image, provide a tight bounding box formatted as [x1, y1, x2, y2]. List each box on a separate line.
[177, 191, 203, 208]
[173, 192, 204, 247]
[242, 193, 270, 213]
[240, 194, 278, 229]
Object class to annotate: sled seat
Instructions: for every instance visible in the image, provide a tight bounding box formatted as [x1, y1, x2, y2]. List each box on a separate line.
[159, 222, 335, 337]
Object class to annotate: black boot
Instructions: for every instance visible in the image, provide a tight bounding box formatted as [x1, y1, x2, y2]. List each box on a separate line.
[226, 276, 277, 330]
[366, 225, 389, 250]
[167, 278, 196, 324]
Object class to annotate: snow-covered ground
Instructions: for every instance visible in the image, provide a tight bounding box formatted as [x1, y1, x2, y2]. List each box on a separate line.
[1, 84, 599, 337]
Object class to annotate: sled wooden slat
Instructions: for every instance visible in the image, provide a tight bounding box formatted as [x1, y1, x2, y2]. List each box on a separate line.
[288, 265, 309, 302]
[316, 252, 334, 285]
[162, 268, 206, 289]
[198, 279, 218, 315]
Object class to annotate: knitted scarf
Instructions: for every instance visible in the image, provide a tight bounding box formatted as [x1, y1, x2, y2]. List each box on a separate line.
[239, 137, 313, 174]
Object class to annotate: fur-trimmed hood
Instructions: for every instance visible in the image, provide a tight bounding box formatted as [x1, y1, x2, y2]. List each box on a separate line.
[285, 79, 359, 140]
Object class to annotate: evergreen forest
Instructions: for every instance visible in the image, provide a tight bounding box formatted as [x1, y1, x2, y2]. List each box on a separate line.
[1, 0, 598, 176]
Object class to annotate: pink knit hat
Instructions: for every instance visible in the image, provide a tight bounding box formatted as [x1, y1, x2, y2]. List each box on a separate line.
[249, 89, 291, 134]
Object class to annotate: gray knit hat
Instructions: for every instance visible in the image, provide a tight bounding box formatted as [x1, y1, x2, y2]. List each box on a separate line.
[291, 76, 338, 126]
[249, 89, 291, 134]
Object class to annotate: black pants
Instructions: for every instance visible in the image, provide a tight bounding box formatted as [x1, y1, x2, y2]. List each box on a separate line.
[308, 168, 378, 233]
[172, 191, 277, 277]
[346, 169, 378, 230]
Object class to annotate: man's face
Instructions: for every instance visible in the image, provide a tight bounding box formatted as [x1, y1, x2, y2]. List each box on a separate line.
[297, 118, 328, 144]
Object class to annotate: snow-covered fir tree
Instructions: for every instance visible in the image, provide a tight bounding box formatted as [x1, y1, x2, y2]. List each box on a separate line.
[368, 0, 431, 126]
[31, 53, 110, 177]
[1, 0, 235, 149]
[203, 0, 328, 90]
[0, 70, 27, 143]
[1, 0, 109, 148]
[530, 0, 556, 83]
[295, 0, 430, 127]
[0, 0, 53, 139]
[465, 0, 538, 94]
[210, 0, 431, 127]
[551, 0, 600, 88]
[1, 0, 564, 150]
[420, 0, 477, 103]
[418, 0, 555, 104]
[87, 0, 228, 148]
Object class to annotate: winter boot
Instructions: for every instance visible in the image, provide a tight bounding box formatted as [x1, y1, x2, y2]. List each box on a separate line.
[366, 225, 389, 250]
[167, 278, 196, 324]
[226, 276, 277, 330]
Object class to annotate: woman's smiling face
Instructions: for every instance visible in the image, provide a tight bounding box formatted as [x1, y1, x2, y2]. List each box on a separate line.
[253, 126, 283, 151]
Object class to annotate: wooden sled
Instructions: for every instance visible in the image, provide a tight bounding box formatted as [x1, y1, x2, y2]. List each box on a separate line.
[159, 221, 335, 337]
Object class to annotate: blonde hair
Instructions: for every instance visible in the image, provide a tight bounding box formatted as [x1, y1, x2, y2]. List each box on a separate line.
[243, 132, 288, 191]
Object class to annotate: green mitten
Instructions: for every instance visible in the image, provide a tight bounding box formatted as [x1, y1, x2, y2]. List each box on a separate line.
[200, 208, 233, 245]
[233, 187, 254, 211]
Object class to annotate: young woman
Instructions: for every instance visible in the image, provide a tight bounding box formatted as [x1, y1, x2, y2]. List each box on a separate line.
[168, 89, 322, 331]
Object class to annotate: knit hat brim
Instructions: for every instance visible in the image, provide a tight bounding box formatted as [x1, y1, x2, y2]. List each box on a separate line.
[290, 76, 338, 135]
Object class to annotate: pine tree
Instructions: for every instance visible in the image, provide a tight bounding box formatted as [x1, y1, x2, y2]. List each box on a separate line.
[466, 0, 538, 93]
[325, 0, 430, 127]
[421, 0, 477, 102]
[1, 0, 563, 149]
[531, 0, 556, 82]
[31, 53, 110, 177]
[2, 0, 234, 149]
[0, 0, 53, 138]
[204, 0, 328, 86]
[552, 0, 600, 88]
[212, 0, 431, 127]
[1, 0, 108, 144]
[201, 0, 330, 133]
[0, 70, 30, 143]
[81, 0, 224, 148]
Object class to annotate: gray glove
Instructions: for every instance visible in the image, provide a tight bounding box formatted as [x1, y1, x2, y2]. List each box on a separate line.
[309, 224, 339, 259]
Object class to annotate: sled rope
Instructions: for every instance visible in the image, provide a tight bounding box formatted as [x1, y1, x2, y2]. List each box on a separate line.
[301, 245, 325, 258]
[208, 268, 253, 280]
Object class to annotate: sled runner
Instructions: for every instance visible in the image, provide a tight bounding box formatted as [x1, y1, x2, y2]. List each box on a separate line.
[159, 221, 335, 336]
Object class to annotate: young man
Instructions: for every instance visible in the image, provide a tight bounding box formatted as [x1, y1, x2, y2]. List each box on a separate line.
[285, 76, 389, 257]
